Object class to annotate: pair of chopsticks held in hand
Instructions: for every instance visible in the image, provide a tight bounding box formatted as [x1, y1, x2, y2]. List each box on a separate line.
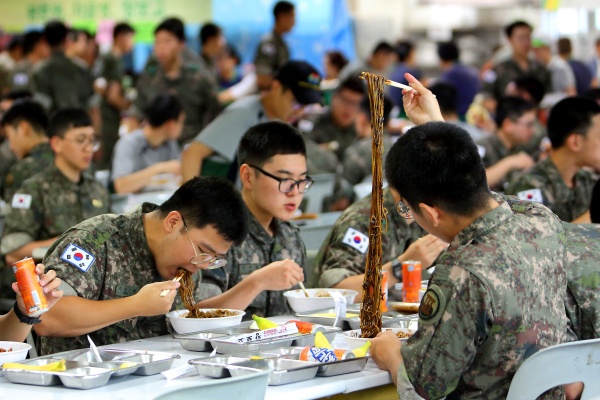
[360, 71, 436, 98]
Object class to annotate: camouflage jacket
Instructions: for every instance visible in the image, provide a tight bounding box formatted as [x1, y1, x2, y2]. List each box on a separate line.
[39, 203, 202, 355]
[506, 157, 596, 222]
[481, 58, 551, 101]
[398, 194, 567, 400]
[0, 165, 110, 256]
[563, 223, 600, 341]
[32, 50, 94, 112]
[477, 134, 521, 192]
[304, 137, 338, 175]
[308, 111, 357, 161]
[1, 142, 54, 203]
[11, 59, 35, 92]
[253, 31, 289, 77]
[135, 63, 219, 145]
[341, 135, 394, 188]
[200, 211, 306, 318]
[0, 140, 17, 198]
[317, 189, 426, 288]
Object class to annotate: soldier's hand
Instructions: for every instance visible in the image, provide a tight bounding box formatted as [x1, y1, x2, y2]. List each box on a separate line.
[370, 330, 402, 372]
[509, 152, 534, 171]
[251, 259, 304, 291]
[402, 234, 447, 268]
[402, 73, 444, 126]
[133, 281, 181, 317]
[12, 263, 64, 314]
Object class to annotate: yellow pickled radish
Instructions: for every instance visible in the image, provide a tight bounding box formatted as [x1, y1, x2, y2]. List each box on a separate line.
[252, 314, 278, 330]
[314, 331, 332, 349]
[352, 341, 371, 357]
[2, 359, 66, 372]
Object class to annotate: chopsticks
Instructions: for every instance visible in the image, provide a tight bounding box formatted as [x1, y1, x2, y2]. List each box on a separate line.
[159, 273, 184, 297]
[298, 281, 310, 298]
[359, 72, 436, 98]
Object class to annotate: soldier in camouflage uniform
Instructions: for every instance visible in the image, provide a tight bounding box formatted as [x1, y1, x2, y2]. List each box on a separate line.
[97, 22, 135, 170]
[506, 97, 600, 222]
[476, 96, 538, 192]
[0, 99, 53, 203]
[35, 177, 249, 355]
[10, 31, 50, 92]
[32, 21, 94, 113]
[0, 108, 109, 267]
[200, 122, 307, 318]
[134, 18, 219, 145]
[316, 189, 445, 299]
[0, 140, 16, 197]
[480, 21, 551, 102]
[254, 1, 294, 90]
[370, 80, 567, 399]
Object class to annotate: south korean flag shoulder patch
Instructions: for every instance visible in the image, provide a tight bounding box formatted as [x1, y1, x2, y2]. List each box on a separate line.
[342, 228, 369, 254]
[11, 193, 32, 209]
[60, 243, 95, 273]
[516, 188, 543, 203]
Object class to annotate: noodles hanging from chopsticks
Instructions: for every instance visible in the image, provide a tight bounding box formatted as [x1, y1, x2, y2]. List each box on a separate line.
[176, 268, 201, 318]
[359, 72, 386, 339]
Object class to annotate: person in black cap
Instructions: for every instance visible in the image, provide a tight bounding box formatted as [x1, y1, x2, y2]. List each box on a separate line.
[182, 60, 322, 181]
[506, 96, 600, 223]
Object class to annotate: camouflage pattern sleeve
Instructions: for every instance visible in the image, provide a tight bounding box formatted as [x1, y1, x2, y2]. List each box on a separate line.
[132, 72, 151, 121]
[401, 274, 484, 399]
[564, 287, 582, 343]
[253, 37, 277, 76]
[341, 142, 370, 187]
[43, 228, 107, 300]
[197, 265, 227, 301]
[0, 180, 44, 255]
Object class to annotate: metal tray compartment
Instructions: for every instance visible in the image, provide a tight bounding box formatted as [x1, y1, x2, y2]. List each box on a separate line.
[188, 355, 253, 378]
[118, 352, 179, 375]
[47, 348, 140, 362]
[258, 347, 369, 377]
[173, 331, 230, 352]
[91, 360, 141, 377]
[227, 358, 319, 385]
[210, 335, 297, 354]
[2, 359, 89, 386]
[295, 305, 397, 330]
[57, 367, 112, 390]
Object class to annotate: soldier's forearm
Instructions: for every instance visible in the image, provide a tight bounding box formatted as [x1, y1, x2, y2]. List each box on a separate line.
[6, 237, 58, 264]
[34, 295, 140, 337]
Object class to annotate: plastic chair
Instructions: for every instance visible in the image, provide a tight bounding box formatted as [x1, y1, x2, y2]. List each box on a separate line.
[153, 368, 270, 400]
[506, 338, 600, 400]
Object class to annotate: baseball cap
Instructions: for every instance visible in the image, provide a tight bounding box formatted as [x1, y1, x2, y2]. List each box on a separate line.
[274, 61, 323, 105]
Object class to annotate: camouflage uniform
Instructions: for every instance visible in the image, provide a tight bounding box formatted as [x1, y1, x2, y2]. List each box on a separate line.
[304, 137, 338, 175]
[341, 135, 394, 189]
[317, 189, 426, 288]
[0, 140, 16, 197]
[506, 157, 596, 222]
[563, 223, 600, 341]
[31, 50, 94, 112]
[253, 31, 289, 78]
[97, 52, 127, 169]
[397, 194, 567, 399]
[39, 203, 203, 355]
[10, 59, 35, 92]
[0, 165, 110, 257]
[307, 111, 357, 161]
[1, 142, 54, 203]
[135, 62, 220, 145]
[200, 211, 306, 318]
[477, 134, 521, 192]
[481, 58, 551, 101]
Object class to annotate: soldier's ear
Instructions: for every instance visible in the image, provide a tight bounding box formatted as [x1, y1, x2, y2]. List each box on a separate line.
[164, 210, 183, 233]
[239, 163, 253, 189]
[418, 202, 440, 228]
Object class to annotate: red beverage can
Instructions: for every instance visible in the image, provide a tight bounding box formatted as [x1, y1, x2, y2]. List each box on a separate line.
[299, 346, 355, 362]
[402, 260, 422, 303]
[12, 257, 49, 317]
[380, 270, 389, 312]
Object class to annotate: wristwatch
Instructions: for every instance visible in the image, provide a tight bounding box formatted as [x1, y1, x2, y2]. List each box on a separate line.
[391, 258, 403, 281]
[13, 301, 42, 325]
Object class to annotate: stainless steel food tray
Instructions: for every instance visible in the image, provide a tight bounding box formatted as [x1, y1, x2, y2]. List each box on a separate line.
[294, 305, 396, 329]
[189, 346, 368, 379]
[1, 348, 180, 389]
[174, 322, 340, 352]
[227, 358, 319, 385]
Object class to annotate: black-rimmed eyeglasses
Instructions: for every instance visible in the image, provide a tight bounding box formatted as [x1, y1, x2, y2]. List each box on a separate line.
[249, 164, 314, 193]
[182, 216, 227, 269]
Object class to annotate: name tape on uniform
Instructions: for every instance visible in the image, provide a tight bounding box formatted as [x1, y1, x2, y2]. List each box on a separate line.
[517, 188, 543, 203]
[60, 243, 95, 273]
[342, 228, 369, 254]
[11, 193, 32, 209]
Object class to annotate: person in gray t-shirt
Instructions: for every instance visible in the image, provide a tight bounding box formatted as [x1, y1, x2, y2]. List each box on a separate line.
[111, 94, 183, 194]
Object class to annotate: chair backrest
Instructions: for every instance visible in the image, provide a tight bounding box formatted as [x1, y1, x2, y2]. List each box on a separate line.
[304, 173, 336, 214]
[153, 368, 270, 400]
[506, 338, 600, 400]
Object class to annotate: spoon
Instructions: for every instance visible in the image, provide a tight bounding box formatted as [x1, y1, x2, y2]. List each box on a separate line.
[87, 335, 103, 363]
[298, 281, 310, 298]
